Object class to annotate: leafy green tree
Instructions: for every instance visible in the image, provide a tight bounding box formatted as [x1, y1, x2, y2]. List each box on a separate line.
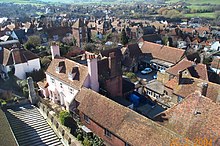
[24, 35, 41, 50]
[121, 28, 128, 45]
[59, 111, 71, 125]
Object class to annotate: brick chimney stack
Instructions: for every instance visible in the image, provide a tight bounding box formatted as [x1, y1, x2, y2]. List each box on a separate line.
[197, 82, 208, 96]
[108, 52, 117, 77]
[177, 70, 183, 85]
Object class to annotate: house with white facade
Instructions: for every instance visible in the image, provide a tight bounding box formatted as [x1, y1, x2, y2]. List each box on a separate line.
[39, 43, 99, 111]
[0, 47, 41, 79]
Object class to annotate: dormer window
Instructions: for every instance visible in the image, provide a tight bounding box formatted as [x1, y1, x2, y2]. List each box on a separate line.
[68, 66, 79, 80]
[56, 61, 65, 73]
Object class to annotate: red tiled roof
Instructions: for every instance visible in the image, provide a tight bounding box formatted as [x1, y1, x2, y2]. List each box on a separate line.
[166, 59, 208, 81]
[77, 88, 191, 146]
[154, 91, 220, 142]
[166, 59, 193, 76]
[141, 41, 185, 64]
[211, 57, 220, 69]
[173, 77, 220, 103]
[46, 58, 88, 90]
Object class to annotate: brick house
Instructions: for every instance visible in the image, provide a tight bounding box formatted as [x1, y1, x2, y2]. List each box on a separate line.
[140, 41, 185, 71]
[154, 91, 220, 144]
[72, 18, 90, 48]
[73, 87, 191, 146]
[98, 48, 123, 97]
[121, 43, 142, 72]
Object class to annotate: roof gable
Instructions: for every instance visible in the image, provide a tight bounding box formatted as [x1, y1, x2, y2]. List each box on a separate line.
[46, 58, 88, 90]
[154, 92, 220, 142]
[141, 41, 185, 64]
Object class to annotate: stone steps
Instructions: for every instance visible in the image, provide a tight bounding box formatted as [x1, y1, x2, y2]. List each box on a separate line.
[5, 104, 63, 146]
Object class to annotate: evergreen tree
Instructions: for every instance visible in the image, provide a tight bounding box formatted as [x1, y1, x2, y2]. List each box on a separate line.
[121, 28, 128, 45]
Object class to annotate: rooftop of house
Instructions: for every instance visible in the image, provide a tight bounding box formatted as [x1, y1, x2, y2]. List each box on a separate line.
[146, 80, 164, 95]
[139, 34, 162, 43]
[154, 91, 220, 142]
[46, 58, 88, 90]
[126, 43, 142, 58]
[0, 48, 39, 66]
[72, 18, 85, 29]
[164, 76, 220, 103]
[166, 59, 208, 81]
[76, 87, 192, 146]
[211, 56, 220, 69]
[141, 41, 185, 64]
[0, 108, 18, 146]
[44, 26, 71, 39]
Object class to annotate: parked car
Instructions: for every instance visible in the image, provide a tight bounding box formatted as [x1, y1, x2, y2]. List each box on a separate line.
[141, 68, 152, 74]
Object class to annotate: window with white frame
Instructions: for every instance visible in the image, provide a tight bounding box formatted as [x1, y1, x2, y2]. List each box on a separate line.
[69, 87, 73, 94]
[147, 90, 152, 96]
[104, 129, 112, 138]
[51, 77, 55, 83]
[60, 82, 63, 88]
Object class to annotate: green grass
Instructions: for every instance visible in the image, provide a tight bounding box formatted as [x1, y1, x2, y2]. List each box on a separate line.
[184, 12, 216, 19]
[166, 0, 220, 5]
[0, 0, 44, 6]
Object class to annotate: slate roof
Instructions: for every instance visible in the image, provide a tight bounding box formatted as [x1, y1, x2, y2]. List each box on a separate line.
[141, 41, 185, 64]
[0, 48, 38, 66]
[77, 88, 191, 146]
[46, 58, 88, 90]
[139, 34, 162, 43]
[154, 91, 220, 143]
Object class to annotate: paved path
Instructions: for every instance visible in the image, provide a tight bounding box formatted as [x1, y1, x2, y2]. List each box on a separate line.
[5, 104, 63, 146]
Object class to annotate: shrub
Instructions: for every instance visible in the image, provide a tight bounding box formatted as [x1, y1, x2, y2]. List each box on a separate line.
[59, 110, 71, 125]
[23, 86, 29, 98]
[77, 133, 83, 141]
[40, 56, 51, 69]
[83, 137, 92, 146]
[26, 69, 46, 82]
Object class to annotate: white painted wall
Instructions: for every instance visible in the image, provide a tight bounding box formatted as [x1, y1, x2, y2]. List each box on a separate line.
[46, 74, 79, 110]
[5, 58, 41, 79]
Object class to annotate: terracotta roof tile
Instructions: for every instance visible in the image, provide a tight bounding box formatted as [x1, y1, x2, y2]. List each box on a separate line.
[166, 59, 208, 81]
[166, 59, 193, 76]
[141, 41, 185, 64]
[154, 92, 220, 142]
[211, 57, 220, 69]
[77, 88, 191, 146]
[173, 77, 220, 103]
[46, 58, 88, 90]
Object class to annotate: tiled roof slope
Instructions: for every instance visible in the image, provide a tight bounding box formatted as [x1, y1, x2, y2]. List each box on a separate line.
[141, 41, 185, 64]
[165, 76, 220, 103]
[166, 59, 208, 81]
[46, 58, 88, 90]
[0, 48, 38, 66]
[154, 91, 220, 143]
[77, 88, 192, 146]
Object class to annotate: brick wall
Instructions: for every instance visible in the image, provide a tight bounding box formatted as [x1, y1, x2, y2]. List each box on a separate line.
[79, 112, 125, 146]
[106, 76, 123, 97]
